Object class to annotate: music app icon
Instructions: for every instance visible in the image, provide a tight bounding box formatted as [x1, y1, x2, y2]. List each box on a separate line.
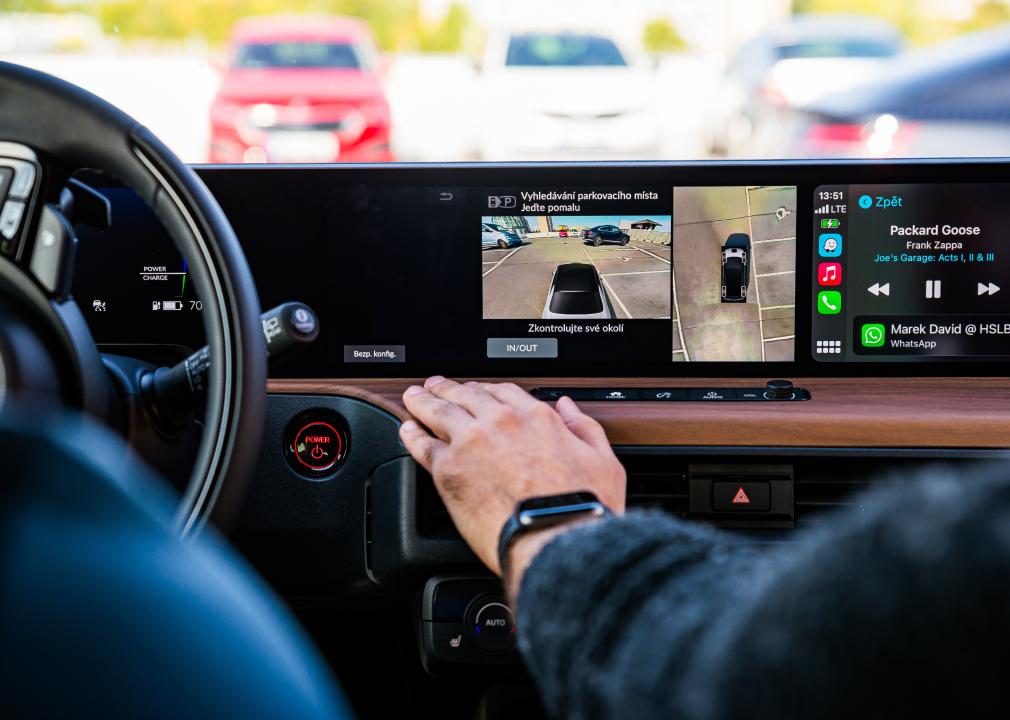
[818, 262, 842, 286]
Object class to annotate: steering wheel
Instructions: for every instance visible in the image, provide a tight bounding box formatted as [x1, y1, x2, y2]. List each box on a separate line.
[0, 61, 266, 536]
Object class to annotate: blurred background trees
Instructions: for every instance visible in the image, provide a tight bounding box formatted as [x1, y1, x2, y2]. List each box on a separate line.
[6, 0, 471, 50]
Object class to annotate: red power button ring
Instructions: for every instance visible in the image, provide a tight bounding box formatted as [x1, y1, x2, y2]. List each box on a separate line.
[292, 420, 344, 472]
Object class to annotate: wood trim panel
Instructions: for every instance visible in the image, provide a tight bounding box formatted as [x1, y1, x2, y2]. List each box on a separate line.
[266, 377, 1010, 449]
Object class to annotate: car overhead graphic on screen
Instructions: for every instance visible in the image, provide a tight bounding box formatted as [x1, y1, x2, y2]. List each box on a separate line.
[721, 232, 751, 303]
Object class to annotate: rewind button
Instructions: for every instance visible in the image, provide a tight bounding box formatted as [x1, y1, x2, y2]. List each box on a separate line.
[867, 282, 890, 297]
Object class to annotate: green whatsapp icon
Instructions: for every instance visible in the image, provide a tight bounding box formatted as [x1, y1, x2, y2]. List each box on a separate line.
[861, 323, 886, 348]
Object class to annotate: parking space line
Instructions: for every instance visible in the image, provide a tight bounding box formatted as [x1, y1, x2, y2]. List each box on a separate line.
[580, 242, 633, 319]
[600, 270, 668, 277]
[753, 236, 795, 244]
[600, 276, 633, 319]
[632, 246, 671, 265]
[481, 247, 521, 278]
[745, 188, 766, 361]
[674, 210, 784, 228]
[756, 270, 795, 278]
[671, 274, 689, 361]
[761, 304, 795, 311]
[763, 335, 795, 343]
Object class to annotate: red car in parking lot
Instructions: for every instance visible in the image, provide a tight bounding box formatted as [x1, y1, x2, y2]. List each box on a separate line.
[209, 16, 393, 163]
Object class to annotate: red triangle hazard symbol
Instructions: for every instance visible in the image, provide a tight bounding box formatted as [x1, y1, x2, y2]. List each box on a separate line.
[731, 486, 751, 505]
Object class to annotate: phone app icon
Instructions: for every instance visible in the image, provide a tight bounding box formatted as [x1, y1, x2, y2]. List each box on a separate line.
[817, 290, 842, 315]
[861, 323, 886, 347]
[819, 233, 843, 257]
[818, 262, 842, 286]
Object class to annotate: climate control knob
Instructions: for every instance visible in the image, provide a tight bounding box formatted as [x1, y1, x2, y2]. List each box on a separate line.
[465, 594, 516, 653]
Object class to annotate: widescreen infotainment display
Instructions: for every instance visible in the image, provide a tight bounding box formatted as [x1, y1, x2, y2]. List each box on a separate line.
[74, 162, 1010, 378]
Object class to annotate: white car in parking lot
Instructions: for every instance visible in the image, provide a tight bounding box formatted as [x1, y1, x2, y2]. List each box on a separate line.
[481, 222, 522, 249]
[479, 31, 661, 160]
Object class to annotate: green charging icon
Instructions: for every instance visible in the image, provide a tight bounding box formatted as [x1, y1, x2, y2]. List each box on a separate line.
[861, 323, 886, 347]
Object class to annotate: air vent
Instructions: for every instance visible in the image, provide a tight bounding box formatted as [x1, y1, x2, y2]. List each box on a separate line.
[793, 460, 890, 530]
[622, 455, 689, 515]
[415, 468, 460, 539]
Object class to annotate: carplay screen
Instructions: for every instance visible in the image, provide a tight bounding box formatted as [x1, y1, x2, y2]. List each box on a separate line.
[811, 183, 1010, 361]
[72, 162, 1010, 377]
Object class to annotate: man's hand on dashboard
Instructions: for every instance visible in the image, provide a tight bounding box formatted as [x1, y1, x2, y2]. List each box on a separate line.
[399, 377, 626, 593]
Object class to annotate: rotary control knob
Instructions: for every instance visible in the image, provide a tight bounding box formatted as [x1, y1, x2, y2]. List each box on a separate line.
[764, 379, 795, 400]
[465, 594, 516, 653]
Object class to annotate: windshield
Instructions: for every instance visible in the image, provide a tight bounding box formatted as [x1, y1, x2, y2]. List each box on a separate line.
[505, 34, 627, 67]
[233, 42, 363, 69]
[4, 0, 1010, 163]
[778, 39, 899, 59]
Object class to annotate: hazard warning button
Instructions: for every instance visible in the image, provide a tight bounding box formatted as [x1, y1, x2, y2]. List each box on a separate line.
[712, 481, 770, 512]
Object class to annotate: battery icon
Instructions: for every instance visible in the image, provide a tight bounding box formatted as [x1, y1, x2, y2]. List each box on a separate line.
[820, 218, 840, 229]
[162, 300, 183, 311]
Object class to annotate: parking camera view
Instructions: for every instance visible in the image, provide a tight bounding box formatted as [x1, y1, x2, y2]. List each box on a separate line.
[672, 186, 796, 361]
[482, 215, 671, 320]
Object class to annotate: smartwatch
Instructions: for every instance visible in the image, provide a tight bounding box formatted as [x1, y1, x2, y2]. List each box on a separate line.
[498, 491, 611, 572]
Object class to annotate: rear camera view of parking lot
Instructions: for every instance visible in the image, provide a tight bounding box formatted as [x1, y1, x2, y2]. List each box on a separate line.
[481, 215, 672, 320]
[671, 186, 796, 361]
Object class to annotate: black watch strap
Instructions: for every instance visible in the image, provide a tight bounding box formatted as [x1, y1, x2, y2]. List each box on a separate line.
[498, 491, 611, 573]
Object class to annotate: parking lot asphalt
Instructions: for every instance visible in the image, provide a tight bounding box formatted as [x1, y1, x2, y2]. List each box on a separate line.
[671, 186, 796, 361]
[482, 236, 671, 320]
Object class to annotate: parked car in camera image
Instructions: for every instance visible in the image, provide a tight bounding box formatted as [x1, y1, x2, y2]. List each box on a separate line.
[721, 232, 751, 303]
[542, 263, 614, 319]
[583, 224, 630, 246]
[208, 15, 393, 164]
[481, 222, 522, 249]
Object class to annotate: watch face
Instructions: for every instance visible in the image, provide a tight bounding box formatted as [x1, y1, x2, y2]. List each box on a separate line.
[517, 491, 600, 513]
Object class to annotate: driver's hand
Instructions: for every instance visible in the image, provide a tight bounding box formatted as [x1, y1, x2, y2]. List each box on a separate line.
[399, 377, 626, 580]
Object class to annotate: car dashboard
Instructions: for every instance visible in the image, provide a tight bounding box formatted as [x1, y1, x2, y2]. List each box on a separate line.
[70, 160, 1010, 717]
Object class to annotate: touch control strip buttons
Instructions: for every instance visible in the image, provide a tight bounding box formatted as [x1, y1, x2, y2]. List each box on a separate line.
[532, 381, 810, 402]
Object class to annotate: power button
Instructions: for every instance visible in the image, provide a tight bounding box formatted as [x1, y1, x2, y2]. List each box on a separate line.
[286, 416, 348, 475]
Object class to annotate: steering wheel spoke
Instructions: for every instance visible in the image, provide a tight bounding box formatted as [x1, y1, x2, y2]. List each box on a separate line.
[0, 141, 42, 262]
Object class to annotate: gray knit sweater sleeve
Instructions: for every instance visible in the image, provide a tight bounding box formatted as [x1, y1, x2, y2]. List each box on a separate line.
[515, 463, 1010, 720]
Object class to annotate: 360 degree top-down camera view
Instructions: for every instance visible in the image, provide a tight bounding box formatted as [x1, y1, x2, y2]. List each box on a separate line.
[8, 1, 1010, 719]
[672, 186, 796, 361]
